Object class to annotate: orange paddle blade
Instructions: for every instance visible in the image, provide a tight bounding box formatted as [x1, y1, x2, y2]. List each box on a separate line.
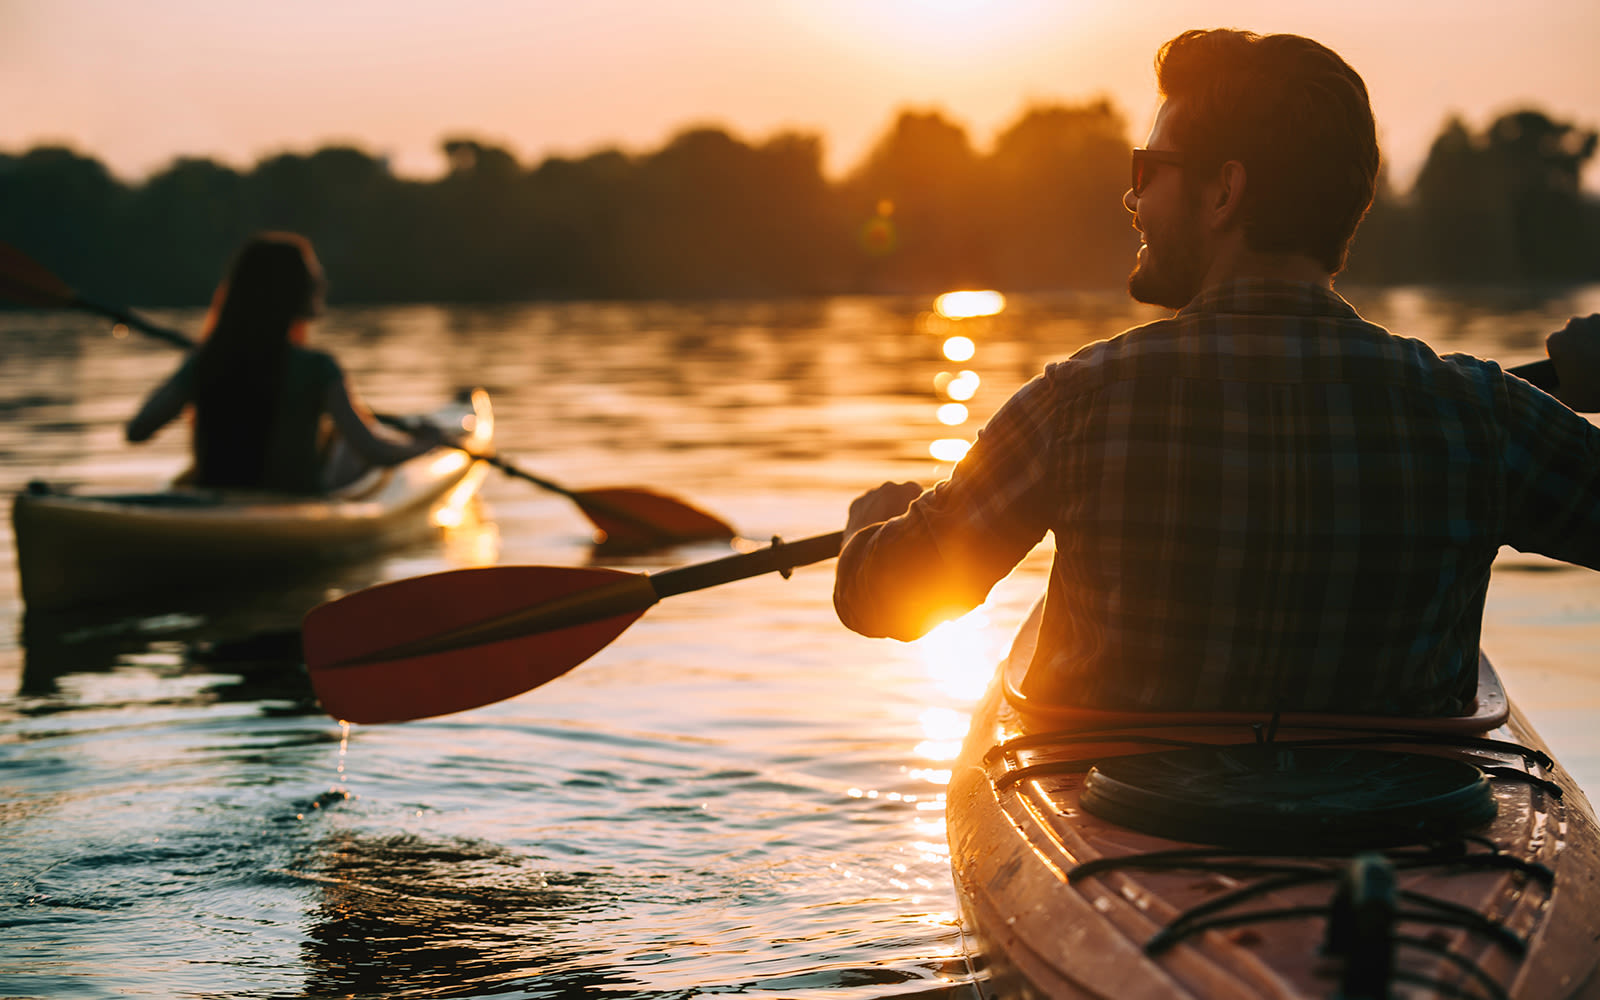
[574, 487, 736, 550]
[0, 242, 77, 307]
[303, 565, 659, 724]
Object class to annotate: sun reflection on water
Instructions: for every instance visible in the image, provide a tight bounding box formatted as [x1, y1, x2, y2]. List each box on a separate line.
[942, 335, 976, 362]
[935, 370, 981, 401]
[928, 438, 971, 462]
[933, 290, 1006, 320]
[909, 609, 1006, 755]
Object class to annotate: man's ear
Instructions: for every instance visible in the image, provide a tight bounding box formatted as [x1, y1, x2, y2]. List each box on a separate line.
[1207, 160, 1247, 229]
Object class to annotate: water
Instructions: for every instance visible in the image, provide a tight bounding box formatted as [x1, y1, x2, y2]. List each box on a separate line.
[3, 287, 1600, 998]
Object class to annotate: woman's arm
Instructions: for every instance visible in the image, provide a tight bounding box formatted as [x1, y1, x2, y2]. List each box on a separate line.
[321, 376, 445, 466]
[126, 358, 194, 443]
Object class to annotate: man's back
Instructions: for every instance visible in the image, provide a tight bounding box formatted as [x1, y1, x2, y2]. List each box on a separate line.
[834, 279, 1600, 715]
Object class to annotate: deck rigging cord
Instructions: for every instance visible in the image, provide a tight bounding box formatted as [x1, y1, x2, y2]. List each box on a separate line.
[987, 719, 1562, 999]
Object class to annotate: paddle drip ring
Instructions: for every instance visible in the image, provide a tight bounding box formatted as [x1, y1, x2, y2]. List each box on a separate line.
[1079, 746, 1498, 850]
[771, 536, 792, 578]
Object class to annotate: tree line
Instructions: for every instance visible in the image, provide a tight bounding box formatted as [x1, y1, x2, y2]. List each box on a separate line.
[1, 101, 1595, 306]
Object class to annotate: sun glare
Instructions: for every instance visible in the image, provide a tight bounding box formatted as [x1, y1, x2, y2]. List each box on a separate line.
[798, 0, 1063, 57]
[912, 612, 1003, 702]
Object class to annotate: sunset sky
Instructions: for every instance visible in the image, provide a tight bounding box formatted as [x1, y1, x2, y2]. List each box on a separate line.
[3, 0, 1597, 192]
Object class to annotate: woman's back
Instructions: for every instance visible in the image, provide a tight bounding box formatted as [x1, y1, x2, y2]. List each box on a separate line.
[128, 232, 440, 495]
[191, 345, 342, 493]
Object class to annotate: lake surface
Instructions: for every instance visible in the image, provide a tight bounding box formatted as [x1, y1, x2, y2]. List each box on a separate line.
[3, 286, 1600, 998]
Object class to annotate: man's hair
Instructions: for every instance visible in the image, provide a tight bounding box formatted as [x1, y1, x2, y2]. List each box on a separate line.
[1156, 29, 1379, 274]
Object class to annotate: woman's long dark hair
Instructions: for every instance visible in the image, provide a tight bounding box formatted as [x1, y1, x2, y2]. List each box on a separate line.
[191, 233, 325, 488]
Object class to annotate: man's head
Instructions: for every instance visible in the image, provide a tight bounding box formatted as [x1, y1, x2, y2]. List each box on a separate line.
[1126, 29, 1379, 308]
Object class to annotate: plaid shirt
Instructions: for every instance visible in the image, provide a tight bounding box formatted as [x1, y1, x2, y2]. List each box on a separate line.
[835, 279, 1600, 715]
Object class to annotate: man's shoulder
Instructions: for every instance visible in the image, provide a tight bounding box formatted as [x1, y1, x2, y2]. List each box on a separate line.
[1038, 306, 1512, 406]
[1037, 315, 1194, 392]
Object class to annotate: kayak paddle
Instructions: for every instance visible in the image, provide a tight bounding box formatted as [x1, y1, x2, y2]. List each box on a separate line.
[302, 530, 844, 723]
[0, 240, 197, 349]
[0, 240, 736, 548]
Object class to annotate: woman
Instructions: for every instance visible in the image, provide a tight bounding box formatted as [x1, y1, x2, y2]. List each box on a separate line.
[126, 232, 442, 493]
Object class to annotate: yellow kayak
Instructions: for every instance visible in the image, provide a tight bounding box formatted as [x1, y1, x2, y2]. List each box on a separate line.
[11, 389, 493, 614]
[948, 601, 1600, 998]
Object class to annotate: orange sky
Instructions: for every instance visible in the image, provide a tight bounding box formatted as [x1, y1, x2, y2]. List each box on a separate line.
[3, 0, 1597, 192]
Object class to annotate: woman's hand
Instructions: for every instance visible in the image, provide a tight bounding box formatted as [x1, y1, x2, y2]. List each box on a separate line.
[409, 420, 451, 448]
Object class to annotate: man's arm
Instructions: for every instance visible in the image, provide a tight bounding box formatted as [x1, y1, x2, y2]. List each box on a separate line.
[322, 375, 444, 466]
[833, 375, 1059, 641]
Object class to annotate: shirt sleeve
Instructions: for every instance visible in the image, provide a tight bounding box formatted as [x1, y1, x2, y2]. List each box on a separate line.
[833, 373, 1060, 640]
[1500, 372, 1600, 569]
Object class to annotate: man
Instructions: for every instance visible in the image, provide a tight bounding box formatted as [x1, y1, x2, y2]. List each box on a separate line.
[833, 29, 1600, 716]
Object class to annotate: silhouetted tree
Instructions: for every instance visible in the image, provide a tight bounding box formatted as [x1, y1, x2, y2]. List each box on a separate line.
[1342, 164, 1414, 284]
[0, 146, 129, 300]
[619, 126, 845, 297]
[3, 101, 1595, 304]
[980, 99, 1135, 289]
[424, 137, 538, 300]
[122, 157, 247, 303]
[523, 149, 634, 299]
[1409, 110, 1597, 284]
[1487, 110, 1596, 282]
[843, 110, 986, 291]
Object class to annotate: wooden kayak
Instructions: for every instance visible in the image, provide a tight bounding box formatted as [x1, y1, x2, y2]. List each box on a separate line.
[948, 601, 1600, 999]
[11, 388, 494, 614]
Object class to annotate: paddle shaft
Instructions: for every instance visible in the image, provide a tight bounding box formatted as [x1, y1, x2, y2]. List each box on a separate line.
[379, 415, 709, 522]
[65, 293, 197, 351]
[478, 453, 580, 499]
[652, 530, 844, 597]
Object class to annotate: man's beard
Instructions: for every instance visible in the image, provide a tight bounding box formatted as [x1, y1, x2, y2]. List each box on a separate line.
[1127, 203, 1207, 310]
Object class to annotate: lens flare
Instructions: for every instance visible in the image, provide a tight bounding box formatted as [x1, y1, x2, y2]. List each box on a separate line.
[937, 403, 968, 426]
[930, 438, 971, 462]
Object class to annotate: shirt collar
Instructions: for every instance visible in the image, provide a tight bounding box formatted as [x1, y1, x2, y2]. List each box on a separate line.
[1176, 279, 1361, 321]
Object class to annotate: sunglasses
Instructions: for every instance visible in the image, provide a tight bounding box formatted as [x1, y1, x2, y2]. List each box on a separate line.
[1131, 148, 1186, 197]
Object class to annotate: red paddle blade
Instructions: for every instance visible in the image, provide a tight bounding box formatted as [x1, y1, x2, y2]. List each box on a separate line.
[302, 565, 660, 724]
[574, 487, 735, 550]
[0, 242, 76, 307]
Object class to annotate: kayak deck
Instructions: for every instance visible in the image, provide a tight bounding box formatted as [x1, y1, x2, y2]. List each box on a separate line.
[947, 605, 1600, 999]
[11, 389, 493, 614]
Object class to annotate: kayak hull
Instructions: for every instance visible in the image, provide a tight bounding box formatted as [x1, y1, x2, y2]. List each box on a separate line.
[11, 389, 493, 614]
[948, 604, 1600, 999]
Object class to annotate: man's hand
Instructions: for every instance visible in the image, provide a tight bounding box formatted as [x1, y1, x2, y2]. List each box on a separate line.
[844, 480, 925, 541]
[1547, 315, 1600, 412]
